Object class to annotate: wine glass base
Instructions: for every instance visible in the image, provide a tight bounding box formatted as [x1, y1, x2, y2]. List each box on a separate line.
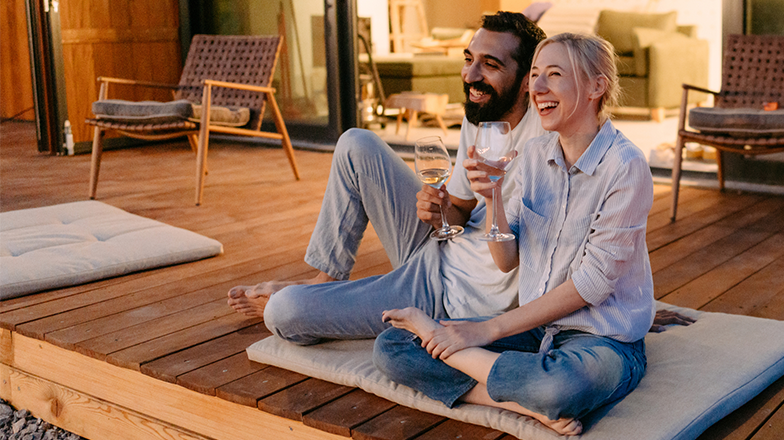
[479, 232, 515, 242]
[431, 225, 464, 241]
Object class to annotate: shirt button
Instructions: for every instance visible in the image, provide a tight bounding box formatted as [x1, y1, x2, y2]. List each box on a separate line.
[539, 288, 544, 293]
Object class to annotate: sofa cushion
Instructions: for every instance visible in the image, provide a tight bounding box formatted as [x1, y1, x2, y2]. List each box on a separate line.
[689, 107, 784, 137]
[616, 54, 637, 77]
[597, 10, 677, 54]
[535, 4, 601, 36]
[93, 99, 194, 124]
[373, 55, 464, 78]
[632, 27, 695, 77]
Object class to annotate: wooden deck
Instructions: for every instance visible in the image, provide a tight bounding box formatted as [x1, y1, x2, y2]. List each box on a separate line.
[1, 120, 783, 440]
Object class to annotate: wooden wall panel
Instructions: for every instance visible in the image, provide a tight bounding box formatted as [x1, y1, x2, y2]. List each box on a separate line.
[1, 0, 35, 121]
[60, 0, 182, 143]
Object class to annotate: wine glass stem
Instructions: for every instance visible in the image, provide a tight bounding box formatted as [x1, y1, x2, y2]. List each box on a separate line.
[490, 187, 500, 235]
[439, 203, 450, 231]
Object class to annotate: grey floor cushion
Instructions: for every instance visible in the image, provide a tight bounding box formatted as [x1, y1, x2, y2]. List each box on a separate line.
[247, 302, 784, 440]
[0, 201, 223, 300]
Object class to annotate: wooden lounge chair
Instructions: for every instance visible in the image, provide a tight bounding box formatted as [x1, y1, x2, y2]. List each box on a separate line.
[670, 34, 784, 221]
[86, 35, 300, 205]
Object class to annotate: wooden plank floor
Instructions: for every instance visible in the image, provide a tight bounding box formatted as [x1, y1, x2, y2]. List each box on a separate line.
[1, 120, 783, 440]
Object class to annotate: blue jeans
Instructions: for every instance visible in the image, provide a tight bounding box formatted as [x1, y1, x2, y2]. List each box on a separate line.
[373, 323, 647, 420]
[264, 129, 449, 345]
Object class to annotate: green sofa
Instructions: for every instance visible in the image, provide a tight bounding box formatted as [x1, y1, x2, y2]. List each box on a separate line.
[371, 54, 466, 104]
[596, 10, 710, 121]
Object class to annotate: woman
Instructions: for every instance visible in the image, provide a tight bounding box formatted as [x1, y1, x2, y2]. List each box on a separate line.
[373, 33, 655, 436]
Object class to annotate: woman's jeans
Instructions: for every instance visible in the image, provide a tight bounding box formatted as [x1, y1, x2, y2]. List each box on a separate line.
[373, 323, 647, 420]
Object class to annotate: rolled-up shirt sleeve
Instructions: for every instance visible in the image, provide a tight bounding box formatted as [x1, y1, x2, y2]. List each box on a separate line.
[571, 156, 653, 306]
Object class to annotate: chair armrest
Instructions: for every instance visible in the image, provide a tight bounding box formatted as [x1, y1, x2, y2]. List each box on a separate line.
[202, 79, 275, 94]
[647, 37, 710, 108]
[96, 76, 180, 90]
[682, 84, 719, 96]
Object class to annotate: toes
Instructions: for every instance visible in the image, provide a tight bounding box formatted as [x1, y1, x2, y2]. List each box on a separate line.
[228, 286, 248, 298]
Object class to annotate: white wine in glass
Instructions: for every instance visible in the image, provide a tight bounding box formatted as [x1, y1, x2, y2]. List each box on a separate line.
[415, 136, 464, 241]
[474, 121, 515, 242]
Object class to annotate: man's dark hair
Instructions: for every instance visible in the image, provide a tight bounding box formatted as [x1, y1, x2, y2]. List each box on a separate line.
[480, 12, 546, 80]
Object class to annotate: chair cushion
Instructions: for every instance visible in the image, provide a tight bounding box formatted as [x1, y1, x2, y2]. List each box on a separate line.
[597, 10, 677, 55]
[689, 107, 784, 137]
[189, 104, 251, 127]
[93, 99, 251, 127]
[93, 99, 194, 124]
[0, 201, 223, 299]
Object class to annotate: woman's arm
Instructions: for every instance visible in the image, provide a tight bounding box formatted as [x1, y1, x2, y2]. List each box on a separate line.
[465, 145, 519, 272]
[423, 279, 588, 359]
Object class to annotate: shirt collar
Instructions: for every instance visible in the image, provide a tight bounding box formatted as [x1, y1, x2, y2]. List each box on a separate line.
[545, 119, 616, 176]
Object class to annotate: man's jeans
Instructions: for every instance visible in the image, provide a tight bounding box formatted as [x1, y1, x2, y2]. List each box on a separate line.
[373, 323, 647, 420]
[264, 129, 449, 345]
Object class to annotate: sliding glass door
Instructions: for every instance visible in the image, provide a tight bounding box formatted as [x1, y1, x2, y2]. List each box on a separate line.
[186, 0, 358, 144]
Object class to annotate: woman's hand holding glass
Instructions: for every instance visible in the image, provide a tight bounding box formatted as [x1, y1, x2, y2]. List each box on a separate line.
[465, 122, 517, 242]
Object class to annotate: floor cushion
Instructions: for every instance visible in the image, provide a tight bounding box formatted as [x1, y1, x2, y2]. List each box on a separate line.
[247, 302, 784, 440]
[0, 201, 223, 300]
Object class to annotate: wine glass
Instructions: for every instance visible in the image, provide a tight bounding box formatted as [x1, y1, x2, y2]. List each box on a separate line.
[474, 121, 515, 242]
[414, 136, 464, 241]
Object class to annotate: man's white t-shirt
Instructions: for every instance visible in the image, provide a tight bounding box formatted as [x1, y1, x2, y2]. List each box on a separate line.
[441, 109, 545, 319]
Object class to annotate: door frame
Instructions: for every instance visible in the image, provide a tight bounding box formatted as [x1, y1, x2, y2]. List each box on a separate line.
[26, 0, 68, 154]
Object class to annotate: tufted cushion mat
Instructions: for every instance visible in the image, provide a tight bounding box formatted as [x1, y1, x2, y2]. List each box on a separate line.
[689, 107, 784, 137]
[247, 302, 784, 440]
[0, 201, 223, 300]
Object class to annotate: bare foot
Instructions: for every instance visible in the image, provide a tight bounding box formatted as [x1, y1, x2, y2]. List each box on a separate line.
[227, 272, 337, 317]
[536, 415, 582, 436]
[462, 383, 583, 436]
[381, 307, 442, 339]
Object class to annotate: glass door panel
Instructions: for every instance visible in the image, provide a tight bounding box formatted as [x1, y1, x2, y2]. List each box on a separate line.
[187, 0, 356, 143]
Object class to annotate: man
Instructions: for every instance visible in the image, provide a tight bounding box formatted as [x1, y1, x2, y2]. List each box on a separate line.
[227, 12, 690, 343]
[228, 12, 545, 344]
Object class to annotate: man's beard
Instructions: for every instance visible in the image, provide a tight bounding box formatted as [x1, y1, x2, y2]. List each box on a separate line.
[463, 74, 525, 125]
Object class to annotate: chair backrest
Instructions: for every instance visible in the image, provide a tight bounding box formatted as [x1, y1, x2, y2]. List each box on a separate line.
[718, 34, 784, 109]
[175, 35, 282, 130]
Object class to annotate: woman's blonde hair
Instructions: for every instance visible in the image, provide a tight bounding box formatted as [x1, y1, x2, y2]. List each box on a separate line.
[531, 33, 620, 123]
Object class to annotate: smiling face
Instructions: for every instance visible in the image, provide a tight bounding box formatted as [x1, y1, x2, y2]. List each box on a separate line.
[530, 42, 599, 136]
[461, 29, 528, 126]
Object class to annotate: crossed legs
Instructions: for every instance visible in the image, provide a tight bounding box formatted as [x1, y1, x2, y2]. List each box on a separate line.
[376, 307, 582, 436]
